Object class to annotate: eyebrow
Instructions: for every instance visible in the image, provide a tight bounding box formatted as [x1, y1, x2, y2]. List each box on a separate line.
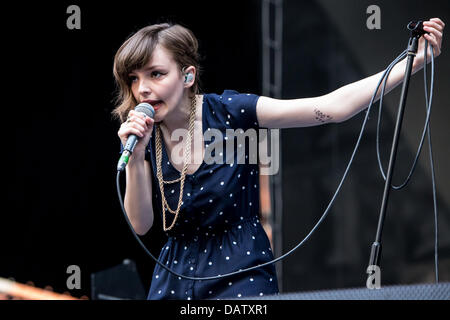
[130, 65, 166, 74]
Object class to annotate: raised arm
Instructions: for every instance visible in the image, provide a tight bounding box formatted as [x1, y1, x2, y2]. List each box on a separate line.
[256, 18, 444, 129]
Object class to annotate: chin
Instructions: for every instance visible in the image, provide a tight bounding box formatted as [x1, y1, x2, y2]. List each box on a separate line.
[153, 116, 163, 123]
[153, 110, 166, 123]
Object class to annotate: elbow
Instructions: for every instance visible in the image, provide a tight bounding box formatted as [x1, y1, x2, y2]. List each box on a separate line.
[334, 115, 347, 124]
[133, 220, 153, 236]
[131, 213, 154, 236]
[124, 201, 154, 236]
[135, 228, 150, 236]
[335, 110, 365, 124]
[333, 109, 354, 124]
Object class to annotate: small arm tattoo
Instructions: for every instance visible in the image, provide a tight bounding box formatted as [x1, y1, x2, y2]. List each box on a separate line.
[314, 108, 333, 123]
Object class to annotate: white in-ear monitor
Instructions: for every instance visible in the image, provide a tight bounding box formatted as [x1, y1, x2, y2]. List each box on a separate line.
[184, 73, 194, 83]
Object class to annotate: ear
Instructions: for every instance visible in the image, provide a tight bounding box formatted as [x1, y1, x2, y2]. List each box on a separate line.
[182, 66, 196, 88]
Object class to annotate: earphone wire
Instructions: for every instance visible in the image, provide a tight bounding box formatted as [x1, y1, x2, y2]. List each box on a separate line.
[116, 47, 437, 281]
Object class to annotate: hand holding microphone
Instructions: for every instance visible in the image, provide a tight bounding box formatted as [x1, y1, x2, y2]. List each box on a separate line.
[117, 103, 155, 171]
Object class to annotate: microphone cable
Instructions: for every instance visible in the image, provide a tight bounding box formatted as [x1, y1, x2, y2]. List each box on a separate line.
[376, 42, 434, 190]
[116, 45, 438, 281]
[424, 43, 440, 283]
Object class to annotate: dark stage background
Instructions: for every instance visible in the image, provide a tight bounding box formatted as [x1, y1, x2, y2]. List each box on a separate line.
[2, 0, 449, 299]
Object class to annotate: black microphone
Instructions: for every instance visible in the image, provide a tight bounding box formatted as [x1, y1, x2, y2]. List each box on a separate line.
[117, 102, 155, 172]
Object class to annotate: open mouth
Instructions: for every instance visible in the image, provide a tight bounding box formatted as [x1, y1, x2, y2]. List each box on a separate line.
[144, 100, 163, 111]
[153, 102, 163, 110]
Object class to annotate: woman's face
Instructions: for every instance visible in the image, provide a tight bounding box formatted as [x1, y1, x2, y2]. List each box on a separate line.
[128, 45, 186, 123]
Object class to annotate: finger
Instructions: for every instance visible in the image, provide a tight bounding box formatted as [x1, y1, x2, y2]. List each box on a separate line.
[423, 26, 443, 41]
[423, 30, 442, 53]
[423, 21, 444, 32]
[129, 121, 147, 134]
[133, 116, 148, 127]
[424, 34, 440, 55]
[118, 130, 142, 144]
[124, 127, 145, 138]
[119, 122, 146, 135]
[136, 111, 150, 119]
[424, 32, 437, 46]
[429, 18, 445, 28]
[122, 119, 147, 134]
[126, 115, 148, 129]
[145, 116, 154, 126]
[129, 110, 148, 120]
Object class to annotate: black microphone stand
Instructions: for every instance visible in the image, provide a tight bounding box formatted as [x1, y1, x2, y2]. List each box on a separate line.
[366, 21, 427, 285]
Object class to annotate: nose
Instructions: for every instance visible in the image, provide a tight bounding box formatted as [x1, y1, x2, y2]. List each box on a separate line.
[137, 78, 152, 98]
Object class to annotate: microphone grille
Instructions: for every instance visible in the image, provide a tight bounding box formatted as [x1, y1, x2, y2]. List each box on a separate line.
[134, 102, 155, 118]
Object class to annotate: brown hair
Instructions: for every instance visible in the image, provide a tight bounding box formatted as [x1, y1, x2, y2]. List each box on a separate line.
[112, 23, 202, 122]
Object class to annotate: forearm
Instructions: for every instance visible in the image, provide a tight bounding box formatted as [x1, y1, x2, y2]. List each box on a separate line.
[257, 58, 425, 128]
[328, 57, 421, 123]
[124, 155, 154, 235]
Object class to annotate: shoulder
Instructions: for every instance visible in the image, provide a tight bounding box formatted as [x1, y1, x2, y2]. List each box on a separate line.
[204, 90, 259, 106]
[203, 90, 260, 130]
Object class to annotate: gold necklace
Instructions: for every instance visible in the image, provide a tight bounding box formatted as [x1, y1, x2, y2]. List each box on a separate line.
[155, 96, 197, 231]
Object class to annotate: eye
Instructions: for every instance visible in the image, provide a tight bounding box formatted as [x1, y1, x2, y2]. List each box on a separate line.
[128, 75, 138, 83]
[151, 71, 165, 79]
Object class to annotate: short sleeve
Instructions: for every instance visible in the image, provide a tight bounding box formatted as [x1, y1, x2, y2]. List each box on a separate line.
[215, 90, 260, 131]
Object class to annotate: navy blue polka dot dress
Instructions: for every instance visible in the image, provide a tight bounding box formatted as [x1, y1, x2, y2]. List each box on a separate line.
[144, 90, 279, 300]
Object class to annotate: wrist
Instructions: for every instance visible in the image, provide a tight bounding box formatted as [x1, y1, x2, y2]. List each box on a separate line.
[127, 150, 146, 167]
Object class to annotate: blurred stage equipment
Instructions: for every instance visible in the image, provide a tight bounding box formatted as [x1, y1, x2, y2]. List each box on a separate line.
[249, 282, 450, 300]
[0, 277, 79, 300]
[261, 0, 284, 289]
[91, 259, 146, 300]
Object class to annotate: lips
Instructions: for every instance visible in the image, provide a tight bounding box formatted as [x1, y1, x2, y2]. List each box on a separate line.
[143, 100, 163, 111]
